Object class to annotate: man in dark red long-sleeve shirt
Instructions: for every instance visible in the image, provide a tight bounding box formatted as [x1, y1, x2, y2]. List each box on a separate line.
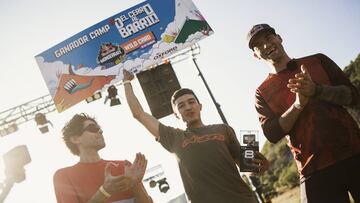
[247, 24, 360, 203]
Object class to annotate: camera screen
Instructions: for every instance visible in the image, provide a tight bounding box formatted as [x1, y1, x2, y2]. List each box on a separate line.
[243, 134, 256, 145]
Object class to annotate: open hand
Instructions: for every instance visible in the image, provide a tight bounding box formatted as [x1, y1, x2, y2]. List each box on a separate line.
[123, 69, 134, 82]
[287, 65, 315, 108]
[287, 65, 316, 97]
[125, 153, 147, 186]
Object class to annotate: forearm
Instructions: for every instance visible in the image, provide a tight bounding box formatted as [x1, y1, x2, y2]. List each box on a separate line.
[124, 82, 145, 119]
[87, 186, 109, 203]
[315, 84, 352, 105]
[279, 104, 303, 133]
[123, 81, 161, 138]
[132, 184, 153, 203]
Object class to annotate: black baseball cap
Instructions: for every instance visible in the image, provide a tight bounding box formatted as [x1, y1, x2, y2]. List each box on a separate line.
[246, 24, 276, 49]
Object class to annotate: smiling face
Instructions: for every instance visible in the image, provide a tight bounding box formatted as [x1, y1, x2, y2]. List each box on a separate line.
[252, 31, 286, 64]
[71, 120, 105, 153]
[173, 94, 202, 126]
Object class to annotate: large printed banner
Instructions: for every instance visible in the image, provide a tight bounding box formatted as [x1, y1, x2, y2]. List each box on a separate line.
[35, 0, 213, 112]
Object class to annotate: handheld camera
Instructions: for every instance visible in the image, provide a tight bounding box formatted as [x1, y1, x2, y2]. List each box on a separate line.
[239, 132, 259, 172]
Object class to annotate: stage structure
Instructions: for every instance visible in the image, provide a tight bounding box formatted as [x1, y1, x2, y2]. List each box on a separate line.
[0, 44, 227, 136]
[143, 164, 170, 193]
[0, 95, 55, 137]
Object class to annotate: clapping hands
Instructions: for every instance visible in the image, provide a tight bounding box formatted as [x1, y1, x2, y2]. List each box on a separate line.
[287, 65, 316, 97]
[125, 153, 148, 186]
[287, 65, 316, 108]
[101, 153, 147, 196]
[102, 163, 133, 195]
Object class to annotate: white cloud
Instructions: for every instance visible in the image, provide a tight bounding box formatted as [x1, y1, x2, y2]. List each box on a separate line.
[34, 0, 212, 96]
[35, 56, 69, 96]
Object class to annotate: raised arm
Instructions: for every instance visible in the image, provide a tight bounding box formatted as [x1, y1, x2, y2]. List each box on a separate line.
[123, 69, 161, 139]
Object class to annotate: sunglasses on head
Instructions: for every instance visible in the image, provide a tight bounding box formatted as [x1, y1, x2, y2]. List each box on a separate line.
[82, 123, 101, 133]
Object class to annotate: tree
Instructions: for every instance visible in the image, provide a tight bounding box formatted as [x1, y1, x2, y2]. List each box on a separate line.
[260, 138, 299, 197]
[343, 53, 360, 126]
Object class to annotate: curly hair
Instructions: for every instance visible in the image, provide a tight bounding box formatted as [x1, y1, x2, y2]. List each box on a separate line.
[62, 113, 97, 156]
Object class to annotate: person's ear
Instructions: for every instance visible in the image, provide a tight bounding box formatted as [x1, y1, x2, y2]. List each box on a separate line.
[199, 103, 202, 111]
[277, 34, 282, 43]
[70, 136, 81, 145]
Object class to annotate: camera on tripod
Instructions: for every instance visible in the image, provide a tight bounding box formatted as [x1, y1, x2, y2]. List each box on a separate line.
[239, 131, 259, 172]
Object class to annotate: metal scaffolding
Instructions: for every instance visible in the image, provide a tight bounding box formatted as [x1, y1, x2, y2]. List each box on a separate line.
[0, 95, 55, 136]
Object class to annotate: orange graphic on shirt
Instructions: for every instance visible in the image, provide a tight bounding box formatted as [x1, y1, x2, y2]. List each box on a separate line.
[182, 134, 225, 148]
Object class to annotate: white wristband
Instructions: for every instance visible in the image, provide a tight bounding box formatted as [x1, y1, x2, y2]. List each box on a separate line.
[293, 103, 304, 110]
[122, 80, 131, 85]
[99, 185, 111, 198]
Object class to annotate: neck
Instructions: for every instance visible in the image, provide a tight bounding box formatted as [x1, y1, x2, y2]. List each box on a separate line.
[186, 120, 205, 128]
[79, 149, 101, 163]
[269, 54, 291, 73]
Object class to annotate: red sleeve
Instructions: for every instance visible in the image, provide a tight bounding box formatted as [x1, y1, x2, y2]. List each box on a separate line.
[255, 88, 286, 143]
[318, 53, 359, 106]
[53, 169, 79, 203]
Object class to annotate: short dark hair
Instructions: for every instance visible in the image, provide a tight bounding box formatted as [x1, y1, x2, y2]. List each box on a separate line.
[171, 88, 200, 105]
[62, 113, 97, 156]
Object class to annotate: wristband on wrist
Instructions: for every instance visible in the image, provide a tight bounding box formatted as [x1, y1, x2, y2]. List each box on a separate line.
[99, 186, 111, 198]
[123, 80, 131, 85]
[293, 103, 304, 110]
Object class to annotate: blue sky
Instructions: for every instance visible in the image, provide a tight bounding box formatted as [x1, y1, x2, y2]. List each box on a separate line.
[0, 0, 359, 202]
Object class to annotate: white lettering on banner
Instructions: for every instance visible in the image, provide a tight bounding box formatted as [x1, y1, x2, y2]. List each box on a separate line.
[118, 14, 159, 38]
[137, 34, 151, 44]
[143, 4, 155, 15]
[54, 35, 89, 58]
[153, 46, 178, 60]
[114, 4, 160, 38]
[99, 50, 123, 63]
[89, 25, 110, 39]
[123, 43, 134, 51]
[128, 6, 144, 17]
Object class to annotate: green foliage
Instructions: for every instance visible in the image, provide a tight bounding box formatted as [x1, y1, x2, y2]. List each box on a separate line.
[343, 53, 360, 126]
[278, 161, 298, 188]
[344, 53, 360, 91]
[260, 138, 299, 195]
